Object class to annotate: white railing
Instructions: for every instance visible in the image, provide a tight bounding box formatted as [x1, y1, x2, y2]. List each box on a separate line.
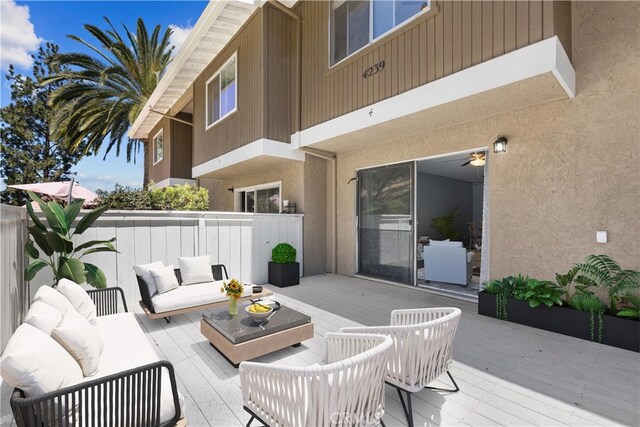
[1, 206, 303, 329]
[0, 205, 29, 352]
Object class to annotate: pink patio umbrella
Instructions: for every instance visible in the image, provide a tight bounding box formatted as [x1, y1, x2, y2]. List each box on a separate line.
[8, 181, 99, 206]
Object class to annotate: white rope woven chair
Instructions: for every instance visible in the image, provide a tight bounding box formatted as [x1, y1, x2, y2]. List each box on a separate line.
[341, 308, 462, 427]
[240, 332, 393, 427]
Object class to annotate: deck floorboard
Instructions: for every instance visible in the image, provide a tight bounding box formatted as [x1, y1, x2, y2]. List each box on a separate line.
[1, 274, 638, 426]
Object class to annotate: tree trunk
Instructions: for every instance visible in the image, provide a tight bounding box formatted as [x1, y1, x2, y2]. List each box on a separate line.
[143, 140, 150, 189]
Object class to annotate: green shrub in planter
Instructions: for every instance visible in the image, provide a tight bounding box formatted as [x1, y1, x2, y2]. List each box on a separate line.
[269, 243, 299, 287]
[271, 243, 296, 264]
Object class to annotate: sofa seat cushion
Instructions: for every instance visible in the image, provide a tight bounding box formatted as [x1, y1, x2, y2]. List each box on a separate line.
[86, 313, 184, 423]
[151, 281, 253, 314]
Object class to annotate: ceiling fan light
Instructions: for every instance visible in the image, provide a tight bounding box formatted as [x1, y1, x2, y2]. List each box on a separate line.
[470, 158, 485, 167]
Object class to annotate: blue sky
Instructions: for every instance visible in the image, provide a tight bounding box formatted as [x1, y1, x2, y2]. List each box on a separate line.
[1, 0, 208, 191]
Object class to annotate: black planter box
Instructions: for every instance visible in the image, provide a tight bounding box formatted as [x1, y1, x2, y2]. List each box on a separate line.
[601, 314, 640, 352]
[268, 262, 300, 287]
[478, 291, 639, 352]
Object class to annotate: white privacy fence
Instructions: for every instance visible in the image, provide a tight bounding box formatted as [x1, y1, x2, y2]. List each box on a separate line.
[1, 206, 303, 348]
[0, 205, 29, 352]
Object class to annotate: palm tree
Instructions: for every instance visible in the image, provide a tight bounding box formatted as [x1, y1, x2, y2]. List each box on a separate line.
[42, 17, 174, 187]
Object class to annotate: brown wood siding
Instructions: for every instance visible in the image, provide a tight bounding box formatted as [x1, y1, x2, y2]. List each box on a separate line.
[193, 10, 265, 168]
[297, 0, 572, 130]
[171, 113, 193, 179]
[265, 5, 296, 142]
[148, 118, 170, 184]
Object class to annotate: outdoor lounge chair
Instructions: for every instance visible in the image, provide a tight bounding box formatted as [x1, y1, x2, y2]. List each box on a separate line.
[341, 307, 462, 427]
[240, 332, 393, 427]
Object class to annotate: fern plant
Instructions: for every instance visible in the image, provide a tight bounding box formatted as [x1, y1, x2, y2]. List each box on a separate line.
[573, 255, 640, 313]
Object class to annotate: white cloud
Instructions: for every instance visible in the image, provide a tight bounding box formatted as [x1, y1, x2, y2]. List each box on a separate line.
[168, 24, 192, 55]
[0, 0, 42, 70]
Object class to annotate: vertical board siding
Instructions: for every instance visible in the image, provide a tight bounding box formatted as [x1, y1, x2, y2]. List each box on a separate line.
[298, 0, 569, 130]
[192, 10, 265, 166]
[24, 211, 303, 309]
[0, 206, 28, 352]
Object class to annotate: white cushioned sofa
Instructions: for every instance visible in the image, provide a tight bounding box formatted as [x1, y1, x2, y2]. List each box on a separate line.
[135, 258, 268, 323]
[2, 283, 185, 426]
[423, 240, 475, 286]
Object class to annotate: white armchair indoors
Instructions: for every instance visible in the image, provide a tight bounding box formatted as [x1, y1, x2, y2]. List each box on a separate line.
[341, 308, 462, 427]
[240, 332, 393, 427]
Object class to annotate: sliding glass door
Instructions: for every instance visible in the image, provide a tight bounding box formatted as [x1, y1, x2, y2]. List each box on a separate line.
[357, 162, 414, 284]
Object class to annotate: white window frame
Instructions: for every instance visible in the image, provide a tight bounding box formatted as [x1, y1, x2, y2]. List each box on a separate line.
[234, 181, 282, 214]
[328, 0, 432, 68]
[153, 128, 164, 165]
[205, 53, 238, 130]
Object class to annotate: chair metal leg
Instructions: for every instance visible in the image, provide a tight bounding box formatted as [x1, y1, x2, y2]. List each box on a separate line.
[245, 415, 255, 427]
[396, 388, 414, 427]
[165, 316, 171, 324]
[424, 371, 460, 393]
[380, 418, 387, 427]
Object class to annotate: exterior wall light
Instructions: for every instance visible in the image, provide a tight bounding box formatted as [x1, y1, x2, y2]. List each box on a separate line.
[493, 136, 508, 153]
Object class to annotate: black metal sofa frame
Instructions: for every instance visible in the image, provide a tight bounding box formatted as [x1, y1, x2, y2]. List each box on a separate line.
[9, 287, 183, 427]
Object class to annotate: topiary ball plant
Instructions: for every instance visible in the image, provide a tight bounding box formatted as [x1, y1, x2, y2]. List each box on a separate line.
[271, 243, 296, 264]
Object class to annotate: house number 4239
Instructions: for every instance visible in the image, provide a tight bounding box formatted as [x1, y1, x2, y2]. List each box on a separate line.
[362, 60, 385, 79]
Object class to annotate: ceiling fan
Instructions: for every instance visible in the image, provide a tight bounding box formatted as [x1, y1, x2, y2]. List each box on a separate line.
[460, 152, 486, 167]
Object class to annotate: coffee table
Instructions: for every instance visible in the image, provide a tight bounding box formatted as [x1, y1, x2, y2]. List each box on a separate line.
[200, 303, 314, 368]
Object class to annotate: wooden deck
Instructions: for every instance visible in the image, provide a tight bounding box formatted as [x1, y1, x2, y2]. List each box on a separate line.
[1, 274, 638, 426]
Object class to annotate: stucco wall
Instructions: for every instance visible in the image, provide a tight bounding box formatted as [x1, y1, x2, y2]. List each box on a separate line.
[334, 1, 640, 280]
[199, 155, 328, 276]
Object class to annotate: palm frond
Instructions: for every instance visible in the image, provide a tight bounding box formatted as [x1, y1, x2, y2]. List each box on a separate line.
[47, 17, 173, 161]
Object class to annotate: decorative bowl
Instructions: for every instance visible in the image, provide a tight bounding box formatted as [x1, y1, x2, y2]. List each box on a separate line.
[245, 304, 273, 323]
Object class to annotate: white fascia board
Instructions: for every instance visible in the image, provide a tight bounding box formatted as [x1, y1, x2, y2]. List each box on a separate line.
[295, 36, 575, 148]
[192, 138, 305, 178]
[153, 178, 197, 189]
[129, 1, 260, 139]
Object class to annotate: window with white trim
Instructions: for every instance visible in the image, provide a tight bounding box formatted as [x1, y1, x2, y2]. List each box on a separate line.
[153, 129, 164, 164]
[236, 182, 281, 214]
[206, 54, 237, 128]
[330, 0, 431, 66]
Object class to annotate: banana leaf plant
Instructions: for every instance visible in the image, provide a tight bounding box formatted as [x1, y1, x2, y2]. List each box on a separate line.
[24, 191, 118, 288]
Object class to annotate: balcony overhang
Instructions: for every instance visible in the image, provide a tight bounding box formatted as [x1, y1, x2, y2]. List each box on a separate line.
[193, 139, 305, 179]
[128, 0, 261, 140]
[293, 36, 575, 153]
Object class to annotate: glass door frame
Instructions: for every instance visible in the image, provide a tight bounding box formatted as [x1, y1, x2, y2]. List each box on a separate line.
[354, 147, 491, 289]
[355, 161, 416, 286]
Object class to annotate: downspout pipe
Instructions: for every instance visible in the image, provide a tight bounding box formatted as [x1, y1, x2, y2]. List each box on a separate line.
[271, 1, 339, 274]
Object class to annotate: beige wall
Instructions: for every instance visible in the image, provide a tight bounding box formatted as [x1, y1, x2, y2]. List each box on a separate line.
[333, 1, 640, 280]
[199, 155, 328, 276]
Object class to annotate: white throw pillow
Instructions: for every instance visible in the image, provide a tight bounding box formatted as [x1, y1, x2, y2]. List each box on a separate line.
[24, 301, 63, 336]
[33, 285, 76, 314]
[56, 278, 98, 326]
[0, 324, 82, 397]
[178, 255, 212, 285]
[150, 265, 179, 294]
[133, 261, 164, 277]
[51, 310, 104, 377]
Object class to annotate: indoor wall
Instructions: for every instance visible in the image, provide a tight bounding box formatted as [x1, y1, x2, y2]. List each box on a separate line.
[416, 172, 474, 244]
